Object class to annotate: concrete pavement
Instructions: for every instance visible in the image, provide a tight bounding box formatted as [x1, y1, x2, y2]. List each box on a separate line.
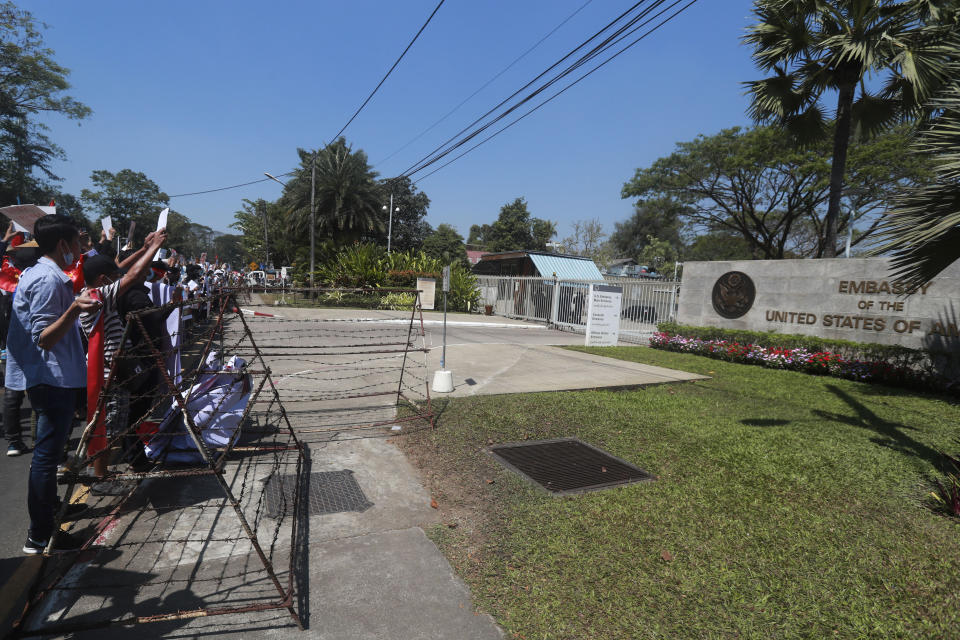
[3, 303, 705, 638]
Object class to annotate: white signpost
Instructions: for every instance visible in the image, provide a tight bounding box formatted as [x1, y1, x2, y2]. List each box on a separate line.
[585, 284, 623, 347]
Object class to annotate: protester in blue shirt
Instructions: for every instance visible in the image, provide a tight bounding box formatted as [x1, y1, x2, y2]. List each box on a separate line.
[7, 214, 100, 554]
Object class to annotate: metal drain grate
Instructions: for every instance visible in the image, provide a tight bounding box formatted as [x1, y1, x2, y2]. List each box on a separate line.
[489, 438, 654, 495]
[264, 469, 373, 518]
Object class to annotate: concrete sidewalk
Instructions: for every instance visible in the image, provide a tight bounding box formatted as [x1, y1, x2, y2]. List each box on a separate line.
[7, 305, 705, 638]
[433, 344, 706, 396]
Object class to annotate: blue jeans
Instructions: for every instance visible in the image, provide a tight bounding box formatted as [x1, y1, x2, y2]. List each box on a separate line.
[26, 385, 80, 541]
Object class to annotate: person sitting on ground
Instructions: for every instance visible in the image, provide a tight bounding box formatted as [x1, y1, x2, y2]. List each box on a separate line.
[6, 214, 99, 554]
[79, 229, 167, 487]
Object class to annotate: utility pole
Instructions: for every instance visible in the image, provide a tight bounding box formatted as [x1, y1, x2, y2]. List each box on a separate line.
[310, 154, 316, 288]
[387, 193, 394, 254]
[261, 199, 270, 267]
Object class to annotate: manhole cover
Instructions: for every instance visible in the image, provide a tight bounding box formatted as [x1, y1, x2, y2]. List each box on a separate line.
[488, 438, 654, 495]
[264, 469, 373, 518]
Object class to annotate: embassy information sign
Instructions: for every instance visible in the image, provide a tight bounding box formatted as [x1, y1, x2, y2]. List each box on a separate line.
[676, 258, 960, 352]
[585, 284, 623, 347]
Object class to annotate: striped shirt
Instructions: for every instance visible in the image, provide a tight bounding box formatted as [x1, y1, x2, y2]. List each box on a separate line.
[79, 280, 129, 373]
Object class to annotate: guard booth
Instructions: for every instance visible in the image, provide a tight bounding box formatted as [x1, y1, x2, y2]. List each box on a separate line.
[472, 251, 603, 324]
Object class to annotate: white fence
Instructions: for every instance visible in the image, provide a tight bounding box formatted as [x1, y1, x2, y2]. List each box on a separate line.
[475, 276, 680, 344]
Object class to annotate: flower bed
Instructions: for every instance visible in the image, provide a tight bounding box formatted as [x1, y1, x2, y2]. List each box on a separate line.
[649, 331, 955, 394]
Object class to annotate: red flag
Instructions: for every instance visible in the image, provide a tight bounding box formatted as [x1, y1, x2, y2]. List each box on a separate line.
[63, 253, 86, 293]
[0, 257, 20, 293]
[86, 289, 107, 457]
[48, 199, 55, 206]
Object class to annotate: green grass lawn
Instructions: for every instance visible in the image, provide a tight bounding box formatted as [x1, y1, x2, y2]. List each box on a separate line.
[400, 347, 960, 639]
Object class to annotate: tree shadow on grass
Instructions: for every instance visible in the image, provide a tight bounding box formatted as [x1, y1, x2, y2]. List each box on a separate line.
[814, 384, 943, 469]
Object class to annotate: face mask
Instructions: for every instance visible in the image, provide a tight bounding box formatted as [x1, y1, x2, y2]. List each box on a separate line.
[63, 250, 74, 266]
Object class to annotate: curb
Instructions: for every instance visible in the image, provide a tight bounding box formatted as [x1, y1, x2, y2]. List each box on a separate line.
[238, 309, 548, 330]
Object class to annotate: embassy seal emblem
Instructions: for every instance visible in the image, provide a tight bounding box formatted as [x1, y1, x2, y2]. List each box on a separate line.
[711, 271, 755, 319]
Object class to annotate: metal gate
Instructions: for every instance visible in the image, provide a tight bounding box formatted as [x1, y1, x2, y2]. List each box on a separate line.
[476, 276, 680, 344]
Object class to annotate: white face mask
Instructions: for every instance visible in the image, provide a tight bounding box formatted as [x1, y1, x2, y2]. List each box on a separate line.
[58, 238, 77, 266]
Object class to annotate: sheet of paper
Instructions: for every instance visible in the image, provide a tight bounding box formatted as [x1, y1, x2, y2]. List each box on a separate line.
[156, 207, 169, 231]
[1, 204, 50, 234]
[101, 216, 112, 235]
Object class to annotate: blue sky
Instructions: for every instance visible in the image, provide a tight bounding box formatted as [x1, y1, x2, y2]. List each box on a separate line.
[28, 0, 759, 241]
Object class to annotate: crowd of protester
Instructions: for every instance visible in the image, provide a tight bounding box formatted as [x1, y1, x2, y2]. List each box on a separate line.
[0, 214, 231, 555]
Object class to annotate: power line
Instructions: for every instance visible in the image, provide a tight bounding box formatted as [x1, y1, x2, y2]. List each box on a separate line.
[376, 0, 595, 167]
[330, 0, 446, 142]
[413, 0, 699, 183]
[169, 0, 445, 199]
[397, 0, 670, 179]
[169, 177, 273, 198]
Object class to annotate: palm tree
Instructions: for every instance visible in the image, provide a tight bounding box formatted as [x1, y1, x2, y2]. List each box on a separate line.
[283, 138, 384, 246]
[871, 80, 960, 285]
[743, 0, 956, 257]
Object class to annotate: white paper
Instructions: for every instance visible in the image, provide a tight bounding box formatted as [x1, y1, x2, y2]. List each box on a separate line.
[101, 216, 112, 235]
[156, 207, 169, 231]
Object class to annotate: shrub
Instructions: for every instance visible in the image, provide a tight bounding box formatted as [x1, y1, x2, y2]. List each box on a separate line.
[930, 451, 960, 517]
[656, 322, 927, 368]
[649, 329, 957, 395]
[379, 292, 416, 311]
[310, 244, 481, 312]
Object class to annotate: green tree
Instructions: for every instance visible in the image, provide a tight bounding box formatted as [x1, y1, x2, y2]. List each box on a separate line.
[80, 169, 169, 233]
[744, 0, 956, 257]
[0, 2, 90, 205]
[872, 80, 960, 285]
[637, 235, 679, 275]
[422, 223, 468, 266]
[376, 176, 432, 252]
[231, 198, 292, 267]
[281, 138, 383, 248]
[530, 218, 557, 251]
[467, 223, 493, 246]
[212, 233, 245, 267]
[483, 197, 556, 252]
[684, 231, 755, 261]
[609, 198, 684, 259]
[622, 125, 932, 259]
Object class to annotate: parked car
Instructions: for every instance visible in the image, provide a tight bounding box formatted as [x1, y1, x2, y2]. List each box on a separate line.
[621, 304, 657, 323]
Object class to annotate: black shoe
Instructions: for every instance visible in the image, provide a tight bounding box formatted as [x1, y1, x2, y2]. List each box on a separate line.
[22, 530, 85, 555]
[91, 480, 134, 496]
[6, 440, 29, 457]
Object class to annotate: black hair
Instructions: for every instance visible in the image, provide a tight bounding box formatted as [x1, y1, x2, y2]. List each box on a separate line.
[33, 214, 80, 255]
[11, 247, 39, 272]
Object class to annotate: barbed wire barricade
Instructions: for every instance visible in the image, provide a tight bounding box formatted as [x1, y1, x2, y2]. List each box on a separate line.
[12, 291, 308, 636]
[234, 288, 435, 441]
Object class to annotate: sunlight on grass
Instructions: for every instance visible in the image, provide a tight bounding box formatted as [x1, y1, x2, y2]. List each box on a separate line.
[404, 347, 960, 639]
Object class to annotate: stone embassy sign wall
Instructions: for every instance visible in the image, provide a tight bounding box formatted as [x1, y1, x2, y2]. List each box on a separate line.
[676, 258, 960, 352]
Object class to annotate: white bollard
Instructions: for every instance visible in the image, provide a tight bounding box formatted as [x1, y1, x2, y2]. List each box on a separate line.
[431, 370, 454, 393]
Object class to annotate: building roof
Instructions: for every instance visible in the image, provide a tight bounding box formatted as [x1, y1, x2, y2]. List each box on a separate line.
[466, 249, 489, 264]
[473, 250, 604, 280]
[527, 252, 603, 280]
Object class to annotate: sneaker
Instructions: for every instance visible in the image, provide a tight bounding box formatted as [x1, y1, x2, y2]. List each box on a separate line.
[91, 479, 134, 496]
[22, 530, 84, 555]
[6, 440, 29, 457]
